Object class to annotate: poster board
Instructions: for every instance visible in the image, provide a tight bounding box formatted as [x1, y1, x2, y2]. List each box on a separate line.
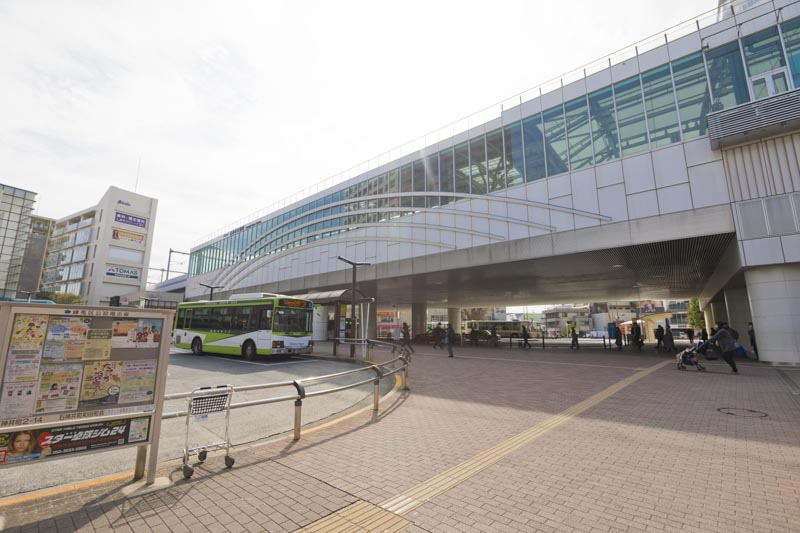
[0, 303, 172, 468]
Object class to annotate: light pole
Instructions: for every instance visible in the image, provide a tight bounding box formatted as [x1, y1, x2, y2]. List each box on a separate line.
[19, 291, 33, 303]
[166, 249, 190, 280]
[337, 256, 370, 357]
[199, 283, 223, 301]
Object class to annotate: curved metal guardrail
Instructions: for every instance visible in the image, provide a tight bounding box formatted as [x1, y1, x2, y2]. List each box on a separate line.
[162, 339, 411, 442]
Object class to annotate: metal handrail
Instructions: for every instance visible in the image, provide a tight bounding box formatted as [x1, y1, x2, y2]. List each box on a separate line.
[161, 340, 411, 441]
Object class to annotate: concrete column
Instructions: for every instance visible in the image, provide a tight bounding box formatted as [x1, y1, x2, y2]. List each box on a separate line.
[745, 264, 800, 364]
[447, 308, 461, 339]
[703, 308, 714, 335]
[710, 299, 728, 326]
[724, 287, 752, 350]
[411, 302, 427, 339]
[366, 301, 377, 340]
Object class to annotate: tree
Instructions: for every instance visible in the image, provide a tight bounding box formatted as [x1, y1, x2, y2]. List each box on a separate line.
[686, 298, 705, 329]
[461, 308, 491, 321]
[37, 292, 84, 305]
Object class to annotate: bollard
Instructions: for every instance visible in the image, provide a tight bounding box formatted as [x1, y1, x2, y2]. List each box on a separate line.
[293, 399, 302, 440]
[134, 445, 147, 480]
[542, 335, 546, 349]
[373, 379, 380, 411]
[603, 336, 607, 349]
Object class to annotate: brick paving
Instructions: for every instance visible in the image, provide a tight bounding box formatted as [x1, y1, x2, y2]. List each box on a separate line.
[2, 343, 799, 532]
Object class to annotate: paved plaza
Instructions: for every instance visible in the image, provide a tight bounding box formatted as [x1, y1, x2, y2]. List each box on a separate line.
[2, 343, 799, 532]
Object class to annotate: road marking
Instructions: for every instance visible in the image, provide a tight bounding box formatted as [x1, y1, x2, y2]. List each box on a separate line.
[205, 356, 315, 367]
[380, 359, 671, 515]
[0, 472, 133, 508]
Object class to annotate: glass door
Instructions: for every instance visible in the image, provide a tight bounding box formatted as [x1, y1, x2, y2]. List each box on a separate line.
[750, 68, 791, 99]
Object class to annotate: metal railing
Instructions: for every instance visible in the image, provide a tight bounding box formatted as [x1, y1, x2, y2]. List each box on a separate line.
[161, 339, 410, 442]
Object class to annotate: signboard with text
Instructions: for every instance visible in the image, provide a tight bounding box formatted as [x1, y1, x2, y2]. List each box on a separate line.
[0, 304, 172, 468]
[114, 212, 146, 228]
[105, 265, 140, 280]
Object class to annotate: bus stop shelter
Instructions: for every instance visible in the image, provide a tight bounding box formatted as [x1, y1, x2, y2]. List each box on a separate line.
[290, 289, 374, 355]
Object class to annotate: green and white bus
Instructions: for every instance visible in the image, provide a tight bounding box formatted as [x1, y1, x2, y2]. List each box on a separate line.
[173, 293, 314, 359]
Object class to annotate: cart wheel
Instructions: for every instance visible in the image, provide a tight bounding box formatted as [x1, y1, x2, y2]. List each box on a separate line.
[224, 456, 235, 468]
[182, 465, 194, 479]
[198, 450, 207, 462]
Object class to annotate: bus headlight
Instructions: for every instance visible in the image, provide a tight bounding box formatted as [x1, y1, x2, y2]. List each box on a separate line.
[272, 340, 284, 348]
[308, 340, 314, 347]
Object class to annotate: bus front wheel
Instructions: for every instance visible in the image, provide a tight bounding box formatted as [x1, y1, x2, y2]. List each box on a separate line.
[243, 341, 256, 361]
[191, 338, 203, 355]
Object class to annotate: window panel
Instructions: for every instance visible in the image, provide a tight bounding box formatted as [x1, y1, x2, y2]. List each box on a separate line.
[400, 164, 412, 193]
[588, 87, 619, 162]
[782, 18, 800, 88]
[543, 106, 569, 175]
[412, 160, 425, 208]
[469, 136, 487, 194]
[706, 41, 750, 110]
[614, 76, 650, 157]
[641, 65, 681, 148]
[486, 129, 505, 192]
[454, 142, 470, 194]
[387, 169, 399, 194]
[439, 149, 454, 206]
[565, 97, 593, 169]
[425, 155, 440, 208]
[742, 26, 786, 77]
[672, 53, 710, 139]
[522, 114, 546, 181]
[503, 122, 524, 187]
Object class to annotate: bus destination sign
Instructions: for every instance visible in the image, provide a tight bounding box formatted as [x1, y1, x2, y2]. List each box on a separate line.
[278, 299, 312, 309]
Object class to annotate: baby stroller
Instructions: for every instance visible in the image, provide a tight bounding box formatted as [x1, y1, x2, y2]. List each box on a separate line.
[676, 342, 706, 371]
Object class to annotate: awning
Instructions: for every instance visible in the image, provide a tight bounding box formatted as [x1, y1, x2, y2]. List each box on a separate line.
[289, 289, 374, 305]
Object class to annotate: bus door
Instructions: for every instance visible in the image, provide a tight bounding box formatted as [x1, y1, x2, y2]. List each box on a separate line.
[256, 306, 273, 346]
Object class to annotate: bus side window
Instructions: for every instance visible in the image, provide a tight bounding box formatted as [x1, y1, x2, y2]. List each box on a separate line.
[185, 309, 192, 329]
[259, 307, 273, 330]
[236, 306, 252, 332]
[176, 308, 185, 329]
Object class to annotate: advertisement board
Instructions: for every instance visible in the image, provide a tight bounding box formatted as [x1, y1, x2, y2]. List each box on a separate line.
[111, 228, 145, 245]
[0, 304, 172, 473]
[114, 212, 146, 228]
[105, 265, 140, 280]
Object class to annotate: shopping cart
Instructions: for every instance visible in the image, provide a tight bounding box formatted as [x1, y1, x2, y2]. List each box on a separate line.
[182, 385, 235, 479]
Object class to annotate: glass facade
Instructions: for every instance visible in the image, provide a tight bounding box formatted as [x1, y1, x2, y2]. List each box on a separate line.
[189, 14, 800, 277]
[0, 184, 36, 298]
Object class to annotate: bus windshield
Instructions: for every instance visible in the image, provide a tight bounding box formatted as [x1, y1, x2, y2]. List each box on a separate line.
[273, 307, 312, 333]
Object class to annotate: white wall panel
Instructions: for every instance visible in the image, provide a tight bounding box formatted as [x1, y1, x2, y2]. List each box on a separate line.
[610, 58, 639, 82]
[652, 144, 689, 188]
[595, 160, 624, 187]
[667, 32, 701, 61]
[550, 196, 575, 231]
[540, 88, 563, 111]
[657, 183, 693, 215]
[527, 180, 549, 203]
[562, 79, 586, 102]
[548, 174, 572, 199]
[742, 237, 786, 266]
[684, 137, 719, 167]
[622, 152, 656, 194]
[689, 160, 730, 208]
[639, 45, 670, 72]
[627, 190, 659, 219]
[597, 183, 629, 223]
[571, 169, 599, 213]
[781, 234, 800, 263]
[586, 69, 612, 93]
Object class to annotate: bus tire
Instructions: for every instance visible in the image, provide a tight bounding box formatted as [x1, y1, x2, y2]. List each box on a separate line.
[243, 341, 256, 361]
[191, 337, 203, 355]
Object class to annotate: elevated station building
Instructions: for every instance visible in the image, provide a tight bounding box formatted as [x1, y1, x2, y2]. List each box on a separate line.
[187, 0, 800, 364]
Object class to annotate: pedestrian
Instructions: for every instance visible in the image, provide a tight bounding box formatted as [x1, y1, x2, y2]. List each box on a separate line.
[631, 321, 642, 351]
[489, 326, 498, 348]
[748, 322, 758, 360]
[655, 324, 664, 350]
[614, 324, 623, 350]
[445, 324, 455, 357]
[663, 324, 676, 352]
[700, 328, 708, 343]
[432, 322, 445, 349]
[521, 325, 531, 349]
[570, 324, 579, 349]
[686, 327, 695, 344]
[400, 322, 414, 354]
[469, 327, 478, 346]
[710, 321, 738, 373]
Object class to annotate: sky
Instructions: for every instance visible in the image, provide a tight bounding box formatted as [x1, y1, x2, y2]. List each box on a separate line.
[0, 0, 715, 286]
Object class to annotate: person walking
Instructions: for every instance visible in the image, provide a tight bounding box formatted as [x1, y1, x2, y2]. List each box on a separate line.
[489, 326, 498, 348]
[655, 325, 665, 350]
[521, 325, 531, 349]
[748, 322, 759, 360]
[570, 324, 579, 349]
[631, 321, 643, 351]
[663, 324, 676, 353]
[432, 322, 445, 349]
[686, 327, 695, 345]
[700, 328, 708, 343]
[710, 321, 738, 373]
[400, 322, 415, 354]
[614, 324, 623, 350]
[445, 324, 455, 357]
[469, 327, 478, 346]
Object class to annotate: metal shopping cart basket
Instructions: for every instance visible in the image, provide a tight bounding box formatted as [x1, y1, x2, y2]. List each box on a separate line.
[182, 385, 235, 479]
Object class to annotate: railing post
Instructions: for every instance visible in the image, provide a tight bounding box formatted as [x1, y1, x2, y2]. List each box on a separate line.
[603, 336, 607, 350]
[401, 356, 408, 389]
[373, 380, 380, 411]
[293, 399, 302, 440]
[134, 445, 147, 480]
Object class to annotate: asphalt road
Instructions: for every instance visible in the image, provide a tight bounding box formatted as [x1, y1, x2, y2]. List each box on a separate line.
[2, 349, 386, 497]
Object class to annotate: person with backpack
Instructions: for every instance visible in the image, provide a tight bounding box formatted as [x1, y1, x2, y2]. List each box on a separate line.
[655, 325, 665, 350]
[400, 322, 414, 354]
[710, 321, 738, 373]
[432, 322, 445, 349]
[521, 325, 531, 349]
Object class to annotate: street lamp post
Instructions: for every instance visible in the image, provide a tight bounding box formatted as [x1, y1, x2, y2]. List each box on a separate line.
[337, 256, 370, 358]
[166, 249, 190, 280]
[199, 283, 224, 301]
[19, 291, 33, 303]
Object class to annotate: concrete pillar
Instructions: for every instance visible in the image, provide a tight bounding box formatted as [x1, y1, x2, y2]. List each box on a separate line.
[411, 302, 427, 338]
[724, 287, 752, 351]
[710, 299, 728, 326]
[745, 265, 800, 364]
[366, 301, 377, 340]
[447, 308, 461, 339]
[703, 308, 714, 336]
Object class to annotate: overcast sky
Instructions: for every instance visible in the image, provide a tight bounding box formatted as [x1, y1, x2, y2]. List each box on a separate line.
[0, 0, 714, 284]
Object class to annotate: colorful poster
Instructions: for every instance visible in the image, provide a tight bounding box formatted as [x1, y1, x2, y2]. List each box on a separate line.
[133, 319, 162, 348]
[3, 353, 42, 382]
[111, 320, 139, 348]
[9, 315, 48, 356]
[79, 361, 121, 406]
[34, 363, 82, 414]
[111, 228, 145, 245]
[0, 417, 149, 465]
[0, 382, 37, 418]
[119, 360, 157, 403]
[42, 317, 92, 361]
[83, 330, 112, 360]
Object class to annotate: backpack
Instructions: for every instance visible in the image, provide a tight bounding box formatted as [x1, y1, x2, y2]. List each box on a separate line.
[728, 327, 739, 340]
